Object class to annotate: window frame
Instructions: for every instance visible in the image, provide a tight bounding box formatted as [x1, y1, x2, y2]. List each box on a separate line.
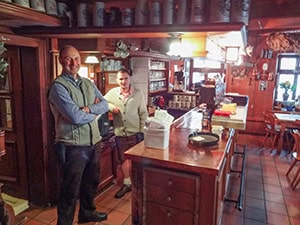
[275, 53, 300, 102]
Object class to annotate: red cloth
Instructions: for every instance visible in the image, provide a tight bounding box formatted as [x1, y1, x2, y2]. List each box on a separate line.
[213, 110, 231, 117]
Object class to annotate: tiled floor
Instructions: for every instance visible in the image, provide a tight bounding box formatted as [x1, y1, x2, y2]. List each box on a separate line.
[13, 134, 300, 225]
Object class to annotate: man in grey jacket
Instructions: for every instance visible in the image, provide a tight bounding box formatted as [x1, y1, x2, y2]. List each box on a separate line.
[48, 45, 109, 225]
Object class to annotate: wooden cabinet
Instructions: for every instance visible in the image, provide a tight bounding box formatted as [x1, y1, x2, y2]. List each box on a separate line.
[130, 57, 169, 105]
[149, 59, 169, 95]
[144, 167, 200, 225]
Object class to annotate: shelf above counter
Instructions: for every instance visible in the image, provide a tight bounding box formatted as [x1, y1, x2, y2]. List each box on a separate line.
[0, 1, 62, 28]
[13, 22, 247, 48]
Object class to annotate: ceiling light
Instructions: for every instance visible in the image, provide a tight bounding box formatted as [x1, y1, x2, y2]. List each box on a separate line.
[167, 34, 193, 57]
[85, 56, 99, 64]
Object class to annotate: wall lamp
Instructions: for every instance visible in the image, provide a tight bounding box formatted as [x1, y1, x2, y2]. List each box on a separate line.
[85, 55, 99, 64]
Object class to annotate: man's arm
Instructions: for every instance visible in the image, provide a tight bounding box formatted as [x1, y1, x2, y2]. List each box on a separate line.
[87, 83, 109, 115]
[48, 82, 97, 125]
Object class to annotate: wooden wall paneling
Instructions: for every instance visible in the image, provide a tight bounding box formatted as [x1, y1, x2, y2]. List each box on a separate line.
[226, 34, 277, 134]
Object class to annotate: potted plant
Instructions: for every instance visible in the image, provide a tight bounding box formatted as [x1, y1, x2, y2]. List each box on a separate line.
[279, 81, 295, 101]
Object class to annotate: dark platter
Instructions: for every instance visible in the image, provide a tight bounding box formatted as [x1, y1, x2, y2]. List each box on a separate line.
[188, 132, 220, 147]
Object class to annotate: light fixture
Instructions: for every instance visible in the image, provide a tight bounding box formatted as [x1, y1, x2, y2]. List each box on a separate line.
[167, 33, 193, 57]
[225, 47, 240, 63]
[85, 55, 99, 64]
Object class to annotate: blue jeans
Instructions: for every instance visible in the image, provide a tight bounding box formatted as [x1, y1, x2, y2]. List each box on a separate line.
[57, 144, 100, 225]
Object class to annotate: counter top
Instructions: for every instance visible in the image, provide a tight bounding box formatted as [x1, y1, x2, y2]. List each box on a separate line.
[211, 105, 248, 130]
[125, 108, 233, 176]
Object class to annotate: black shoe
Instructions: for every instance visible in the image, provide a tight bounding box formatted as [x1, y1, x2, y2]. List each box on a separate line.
[114, 184, 131, 198]
[78, 211, 108, 224]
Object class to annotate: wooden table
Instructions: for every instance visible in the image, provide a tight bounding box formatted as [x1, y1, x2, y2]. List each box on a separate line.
[274, 113, 300, 154]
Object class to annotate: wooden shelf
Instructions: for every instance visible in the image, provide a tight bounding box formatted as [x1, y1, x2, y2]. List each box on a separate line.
[149, 88, 168, 94]
[14, 22, 247, 41]
[150, 78, 167, 82]
[0, 1, 62, 28]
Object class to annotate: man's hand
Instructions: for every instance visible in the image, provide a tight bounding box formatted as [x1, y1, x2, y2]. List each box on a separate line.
[112, 107, 120, 114]
[81, 106, 90, 113]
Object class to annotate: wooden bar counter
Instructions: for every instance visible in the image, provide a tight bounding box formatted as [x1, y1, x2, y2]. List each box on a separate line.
[125, 108, 236, 225]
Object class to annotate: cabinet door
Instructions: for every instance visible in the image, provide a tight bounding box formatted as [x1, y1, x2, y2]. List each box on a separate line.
[97, 140, 116, 192]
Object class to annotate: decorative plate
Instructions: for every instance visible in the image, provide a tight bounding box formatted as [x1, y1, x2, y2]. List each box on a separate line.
[188, 132, 219, 147]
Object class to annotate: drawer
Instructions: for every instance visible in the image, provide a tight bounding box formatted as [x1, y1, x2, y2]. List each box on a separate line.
[144, 167, 200, 194]
[146, 202, 196, 225]
[145, 184, 196, 212]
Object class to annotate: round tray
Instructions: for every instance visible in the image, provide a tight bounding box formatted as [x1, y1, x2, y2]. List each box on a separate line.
[188, 132, 219, 147]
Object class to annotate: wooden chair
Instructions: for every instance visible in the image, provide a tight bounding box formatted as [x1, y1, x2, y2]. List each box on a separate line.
[263, 112, 280, 149]
[286, 130, 300, 190]
[263, 111, 293, 153]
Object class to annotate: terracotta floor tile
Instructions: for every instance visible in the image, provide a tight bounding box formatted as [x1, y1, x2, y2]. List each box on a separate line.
[290, 216, 300, 225]
[100, 209, 129, 225]
[267, 211, 291, 225]
[264, 191, 285, 204]
[244, 206, 267, 223]
[33, 207, 57, 224]
[264, 183, 283, 194]
[286, 205, 300, 219]
[284, 196, 300, 208]
[122, 215, 132, 225]
[97, 195, 124, 210]
[113, 199, 132, 214]
[282, 187, 300, 198]
[265, 201, 288, 216]
[244, 218, 267, 225]
[220, 213, 244, 225]
[245, 196, 266, 210]
[23, 218, 48, 224]
[245, 187, 264, 200]
[263, 176, 281, 186]
[15, 138, 300, 225]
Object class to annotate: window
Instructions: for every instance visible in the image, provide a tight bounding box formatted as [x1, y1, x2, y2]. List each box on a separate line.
[275, 54, 300, 101]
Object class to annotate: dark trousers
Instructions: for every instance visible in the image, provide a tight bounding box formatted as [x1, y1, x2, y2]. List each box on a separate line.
[57, 144, 100, 225]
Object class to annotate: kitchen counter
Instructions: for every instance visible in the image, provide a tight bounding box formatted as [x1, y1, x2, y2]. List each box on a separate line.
[125, 107, 236, 225]
[211, 105, 248, 130]
[211, 95, 249, 130]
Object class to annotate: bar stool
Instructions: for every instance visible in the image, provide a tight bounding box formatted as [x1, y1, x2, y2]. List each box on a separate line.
[286, 129, 300, 190]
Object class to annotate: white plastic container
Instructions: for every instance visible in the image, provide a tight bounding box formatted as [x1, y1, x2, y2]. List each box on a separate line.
[144, 127, 170, 150]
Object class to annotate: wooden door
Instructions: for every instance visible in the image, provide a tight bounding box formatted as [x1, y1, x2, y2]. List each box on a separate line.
[0, 46, 28, 199]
